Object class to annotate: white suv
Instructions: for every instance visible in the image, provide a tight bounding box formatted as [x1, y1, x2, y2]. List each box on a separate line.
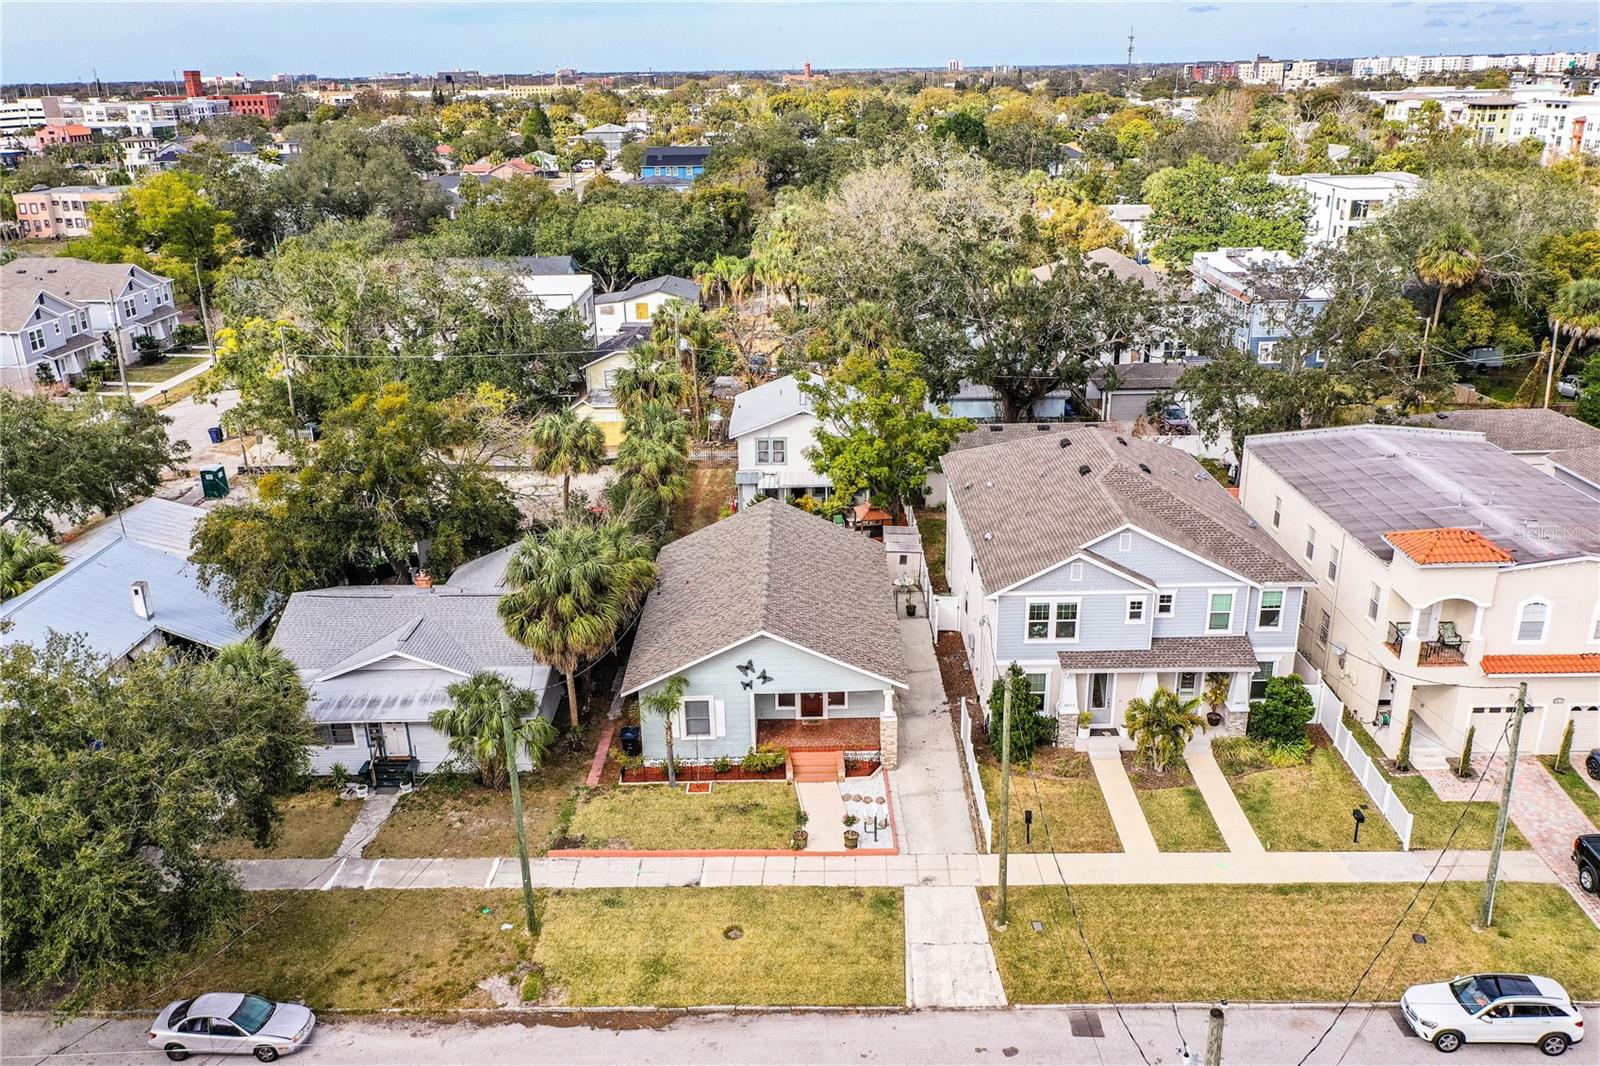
[1402, 973, 1584, 1055]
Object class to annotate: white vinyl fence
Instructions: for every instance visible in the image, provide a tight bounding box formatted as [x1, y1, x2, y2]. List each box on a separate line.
[1296, 655, 1415, 851]
[959, 697, 994, 852]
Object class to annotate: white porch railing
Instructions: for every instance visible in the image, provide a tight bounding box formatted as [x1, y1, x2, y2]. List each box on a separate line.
[959, 697, 994, 852]
[1296, 654, 1414, 851]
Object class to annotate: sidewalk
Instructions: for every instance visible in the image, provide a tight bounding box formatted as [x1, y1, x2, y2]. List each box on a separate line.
[232, 848, 1554, 892]
[903, 886, 1006, 1007]
[1184, 738, 1265, 854]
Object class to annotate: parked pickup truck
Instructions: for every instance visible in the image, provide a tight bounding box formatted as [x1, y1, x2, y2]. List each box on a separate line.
[1576, 834, 1600, 895]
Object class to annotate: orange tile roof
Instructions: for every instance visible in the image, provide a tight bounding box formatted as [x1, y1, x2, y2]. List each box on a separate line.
[1480, 654, 1600, 676]
[1384, 528, 1513, 566]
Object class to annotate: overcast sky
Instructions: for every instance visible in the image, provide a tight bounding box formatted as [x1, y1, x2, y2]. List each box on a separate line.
[4, 1, 1597, 84]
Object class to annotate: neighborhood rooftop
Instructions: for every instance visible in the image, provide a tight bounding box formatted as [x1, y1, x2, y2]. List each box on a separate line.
[595, 275, 701, 305]
[727, 373, 814, 438]
[1403, 407, 1600, 453]
[4, 257, 157, 303]
[1245, 424, 1600, 564]
[620, 500, 909, 695]
[942, 425, 1313, 592]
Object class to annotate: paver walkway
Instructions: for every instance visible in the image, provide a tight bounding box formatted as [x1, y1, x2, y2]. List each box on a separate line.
[1184, 738, 1265, 854]
[232, 848, 1553, 892]
[903, 886, 1006, 1007]
[795, 781, 847, 851]
[889, 607, 978, 855]
[1088, 752, 1158, 855]
[1424, 755, 1600, 927]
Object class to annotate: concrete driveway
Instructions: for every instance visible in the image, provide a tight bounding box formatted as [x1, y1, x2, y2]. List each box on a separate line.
[889, 601, 978, 855]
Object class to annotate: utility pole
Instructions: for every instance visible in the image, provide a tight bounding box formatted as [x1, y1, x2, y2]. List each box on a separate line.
[1543, 325, 1559, 408]
[106, 287, 131, 400]
[1126, 28, 1135, 96]
[995, 680, 1014, 928]
[1204, 1002, 1227, 1066]
[1481, 681, 1527, 928]
[501, 690, 540, 937]
[194, 260, 217, 366]
[277, 325, 297, 427]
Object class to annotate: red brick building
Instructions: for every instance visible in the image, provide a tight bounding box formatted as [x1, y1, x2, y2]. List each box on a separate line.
[225, 94, 281, 119]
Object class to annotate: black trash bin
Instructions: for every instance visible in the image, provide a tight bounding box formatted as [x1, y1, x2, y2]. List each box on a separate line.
[207, 425, 224, 444]
[618, 726, 643, 757]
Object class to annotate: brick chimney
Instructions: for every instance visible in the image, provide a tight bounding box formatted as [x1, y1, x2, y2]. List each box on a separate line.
[412, 570, 433, 590]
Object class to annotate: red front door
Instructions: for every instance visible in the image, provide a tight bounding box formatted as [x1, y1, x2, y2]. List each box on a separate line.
[799, 693, 824, 719]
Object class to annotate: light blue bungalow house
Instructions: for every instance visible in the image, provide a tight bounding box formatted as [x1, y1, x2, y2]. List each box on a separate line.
[619, 500, 909, 771]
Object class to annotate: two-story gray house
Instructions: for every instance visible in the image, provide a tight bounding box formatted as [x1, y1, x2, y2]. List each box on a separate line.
[943, 426, 1313, 742]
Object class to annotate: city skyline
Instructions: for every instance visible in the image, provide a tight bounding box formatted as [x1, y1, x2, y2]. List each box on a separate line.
[2, 1, 1596, 84]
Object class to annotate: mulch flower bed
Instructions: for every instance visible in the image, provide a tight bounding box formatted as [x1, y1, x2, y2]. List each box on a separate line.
[620, 764, 787, 784]
[934, 632, 981, 708]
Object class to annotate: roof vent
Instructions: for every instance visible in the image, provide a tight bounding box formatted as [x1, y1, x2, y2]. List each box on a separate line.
[1078, 464, 1091, 476]
[983, 532, 994, 541]
[1193, 473, 1205, 481]
[1247, 519, 1259, 528]
[984, 479, 993, 488]
[1116, 436, 1128, 446]
[987, 424, 1003, 432]
[1058, 438, 1071, 448]
[1138, 463, 1151, 474]
[1035, 424, 1050, 432]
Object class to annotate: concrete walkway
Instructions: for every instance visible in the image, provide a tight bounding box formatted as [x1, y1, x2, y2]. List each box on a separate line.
[888, 608, 978, 855]
[794, 781, 846, 851]
[338, 790, 400, 857]
[132, 354, 214, 404]
[232, 848, 1553, 892]
[1088, 752, 1158, 855]
[902, 886, 1006, 1007]
[1185, 738, 1266, 854]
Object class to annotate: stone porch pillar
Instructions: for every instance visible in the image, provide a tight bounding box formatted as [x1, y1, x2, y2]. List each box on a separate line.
[879, 689, 899, 770]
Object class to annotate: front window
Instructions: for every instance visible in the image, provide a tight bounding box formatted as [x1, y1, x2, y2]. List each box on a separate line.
[1156, 593, 1174, 616]
[776, 692, 797, 711]
[1177, 671, 1199, 696]
[1024, 672, 1048, 710]
[1126, 597, 1145, 623]
[1258, 590, 1284, 629]
[683, 698, 712, 737]
[1516, 602, 1549, 643]
[825, 691, 847, 710]
[26, 328, 45, 352]
[1054, 601, 1079, 640]
[315, 724, 355, 745]
[1208, 592, 1233, 632]
[229, 995, 275, 1035]
[122, 298, 136, 319]
[1249, 661, 1275, 701]
[755, 438, 785, 464]
[1026, 602, 1050, 640]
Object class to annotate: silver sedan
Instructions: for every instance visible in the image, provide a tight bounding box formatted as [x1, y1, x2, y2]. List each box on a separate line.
[147, 992, 315, 1062]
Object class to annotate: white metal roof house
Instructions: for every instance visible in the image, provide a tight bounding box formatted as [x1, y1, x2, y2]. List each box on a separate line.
[449, 256, 596, 342]
[270, 580, 560, 782]
[0, 499, 266, 665]
[619, 500, 908, 768]
[943, 425, 1313, 746]
[728, 375, 834, 507]
[1241, 424, 1600, 766]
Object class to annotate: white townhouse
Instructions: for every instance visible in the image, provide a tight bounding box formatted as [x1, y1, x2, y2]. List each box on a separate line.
[1, 258, 179, 391]
[593, 275, 699, 339]
[451, 255, 596, 341]
[1240, 425, 1600, 768]
[729, 374, 834, 507]
[944, 425, 1313, 744]
[1272, 172, 1423, 246]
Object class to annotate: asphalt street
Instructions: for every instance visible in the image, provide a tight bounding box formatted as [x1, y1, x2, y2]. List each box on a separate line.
[5, 1003, 1589, 1066]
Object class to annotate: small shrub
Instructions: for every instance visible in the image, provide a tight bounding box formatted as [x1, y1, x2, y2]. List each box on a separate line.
[1246, 675, 1314, 747]
[1456, 725, 1475, 779]
[616, 753, 644, 772]
[520, 969, 544, 1003]
[1555, 719, 1575, 774]
[988, 663, 1054, 762]
[1264, 739, 1311, 767]
[843, 814, 858, 827]
[329, 763, 349, 791]
[711, 755, 734, 774]
[171, 323, 207, 347]
[740, 744, 787, 773]
[1395, 714, 1414, 773]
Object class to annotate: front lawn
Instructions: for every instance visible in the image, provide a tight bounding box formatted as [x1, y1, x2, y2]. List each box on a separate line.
[104, 889, 530, 1012]
[1342, 713, 1529, 850]
[1123, 755, 1225, 852]
[562, 782, 803, 851]
[365, 744, 590, 858]
[122, 354, 210, 384]
[1541, 757, 1600, 831]
[984, 882, 1600, 1003]
[206, 788, 360, 859]
[916, 507, 948, 592]
[1215, 734, 1401, 851]
[532, 887, 904, 1006]
[981, 750, 1122, 853]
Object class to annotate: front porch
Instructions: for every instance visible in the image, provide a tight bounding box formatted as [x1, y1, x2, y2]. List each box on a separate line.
[757, 717, 881, 752]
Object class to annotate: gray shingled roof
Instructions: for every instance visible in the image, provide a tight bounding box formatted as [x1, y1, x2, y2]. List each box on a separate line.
[619, 500, 909, 694]
[271, 586, 536, 678]
[1090, 362, 1186, 390]
[1058, 636, 1259, 671]
[595, 275, 700, 305]
[1404, 408, 1600, 453]
[943, 426, 1311, 592]
[1550, 445, 1600, 488]
[949, 423, 1072, 454]
[447, 255, 576, 275]
[1245, 424, 1600, 565]
[4, 258, 165, 320]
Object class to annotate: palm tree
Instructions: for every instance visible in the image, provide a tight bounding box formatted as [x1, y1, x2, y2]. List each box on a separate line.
[640, 674, 689, 785]
[498, 518, 658, 737]
[430, 672, 558, 789]
[194, 641, 314, 797]
[1123, 686, 1206, 774]
[1414, 224, 1483, 379]
[529, 408, 607, 512]
[0, 529, 65, 600]
[612, 346, 686, 415]
[1544, 278, 1600, 407]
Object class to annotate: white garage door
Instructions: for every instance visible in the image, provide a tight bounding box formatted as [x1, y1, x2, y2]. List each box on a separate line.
[1569, 706, 1600, 753]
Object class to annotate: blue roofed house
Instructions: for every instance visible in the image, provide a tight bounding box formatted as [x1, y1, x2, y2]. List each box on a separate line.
[943, 426, 1313, 745]
[637, 145, 712, 187]
[269, 578, 561, 785]
[619, 501, 908, 774]
[0, 498, 268, 666]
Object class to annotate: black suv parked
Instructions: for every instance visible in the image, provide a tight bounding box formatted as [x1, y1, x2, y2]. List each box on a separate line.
[1576, 835, 1600, 895]
[1586, 747, 1600, 781]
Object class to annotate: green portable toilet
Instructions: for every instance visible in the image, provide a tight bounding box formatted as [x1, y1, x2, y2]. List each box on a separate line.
[200, 464, 229, 499]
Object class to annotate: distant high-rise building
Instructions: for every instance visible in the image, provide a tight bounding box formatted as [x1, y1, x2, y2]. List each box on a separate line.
[803, 61, 812, 78]
[947, 59, 964, 73]
[182, 69, 203, 97]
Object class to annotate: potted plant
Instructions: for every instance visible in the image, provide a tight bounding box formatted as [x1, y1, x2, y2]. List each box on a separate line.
[1077, 709, 1093, 738]
[790, 829, 809, 850]
[843, 828, 860, 849]
[1202, 673, 1231, 729]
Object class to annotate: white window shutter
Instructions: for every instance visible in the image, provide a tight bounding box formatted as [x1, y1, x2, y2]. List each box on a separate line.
[672, 707, 685, 740]
[713, 699, 726, 739]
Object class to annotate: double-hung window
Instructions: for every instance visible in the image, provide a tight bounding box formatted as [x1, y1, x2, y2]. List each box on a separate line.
[26, 328, 45, 352]
[682, 697, 713, 737]
[1126, 596, 1146, 623]
[1327, 545, 1339, 582]
[121, 298, 137, 319]
[1272, 496, 1282, 528]
[1257, 590, 1283, 630]
[1054, 601, 1079, 640]
[1304, 524, 1316, 561]
[1024, 672, 1048, 710]
[1367, 583, 1381, 622]
[1156, 593, 1174, 616]
[1026, 601, 1051, 640]
[1207, 591, 1234, 633]
[1249, 661, 1275, 701]
[1515, 601, 1549, 643]
[1027, 600, 1078, 640]
[1317, 609, 1331, 645]
[755, 438, 785, 464]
